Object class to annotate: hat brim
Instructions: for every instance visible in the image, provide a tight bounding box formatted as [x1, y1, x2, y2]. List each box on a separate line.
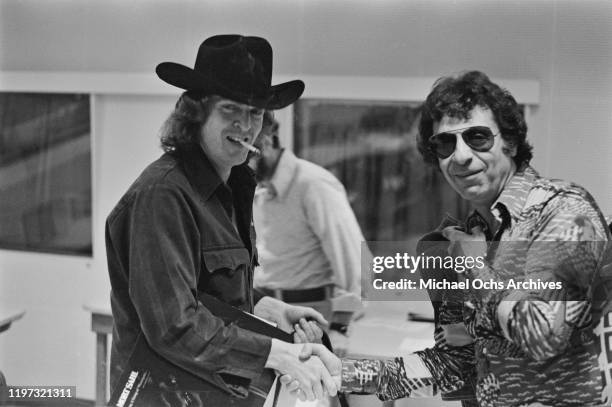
[156, 62, 304, 110]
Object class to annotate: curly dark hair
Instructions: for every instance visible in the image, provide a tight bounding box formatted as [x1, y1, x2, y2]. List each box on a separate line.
[160, 91, 216, 152]
[417, 71, 532, 168]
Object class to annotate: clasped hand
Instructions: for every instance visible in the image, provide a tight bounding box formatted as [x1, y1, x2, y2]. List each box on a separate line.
[256, 298, 342, 401]
[265, 339, 341, 402]
[254, 296, 328, 333]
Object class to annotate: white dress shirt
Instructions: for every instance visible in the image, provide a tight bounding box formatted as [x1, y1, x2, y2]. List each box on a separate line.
[253, 149, 365, 300]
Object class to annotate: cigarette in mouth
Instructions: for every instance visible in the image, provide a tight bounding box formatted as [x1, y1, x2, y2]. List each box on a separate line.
[227, 136, 261, 155]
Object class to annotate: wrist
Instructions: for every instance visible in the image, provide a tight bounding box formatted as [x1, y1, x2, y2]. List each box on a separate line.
[265, 339, 299, 370]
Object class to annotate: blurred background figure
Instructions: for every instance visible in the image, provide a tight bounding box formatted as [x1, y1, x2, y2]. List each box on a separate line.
[250, 111, 368, 357]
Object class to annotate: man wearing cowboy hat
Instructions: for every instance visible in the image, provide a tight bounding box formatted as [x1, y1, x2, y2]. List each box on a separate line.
[105, 34, 340, 405]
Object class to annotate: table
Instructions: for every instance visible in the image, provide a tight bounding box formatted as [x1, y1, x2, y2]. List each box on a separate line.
[83, 304, 112, 407]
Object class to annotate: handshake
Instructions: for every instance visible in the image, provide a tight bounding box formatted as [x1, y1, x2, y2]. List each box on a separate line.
[267, 339, 342, 402]
[257, 298, 396, 402]
[255, 295, 344, 402]
[265, 318, 342, 402]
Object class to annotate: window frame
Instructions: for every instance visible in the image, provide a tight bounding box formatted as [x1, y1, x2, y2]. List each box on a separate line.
[0, 71, 539, 256]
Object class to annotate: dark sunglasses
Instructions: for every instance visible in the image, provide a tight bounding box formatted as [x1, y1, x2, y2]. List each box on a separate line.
[429, 126, 498, 159]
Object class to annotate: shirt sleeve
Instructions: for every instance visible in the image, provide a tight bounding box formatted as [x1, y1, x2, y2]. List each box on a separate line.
[340, 329, 474, 400]
[303, 178, 365, 299]
[473, 194, 609, 360]
[340, 354, 436, 400]
[414, 300, 477, 396]
[112, 183, 272, 389]
[391, 235, 476, 396]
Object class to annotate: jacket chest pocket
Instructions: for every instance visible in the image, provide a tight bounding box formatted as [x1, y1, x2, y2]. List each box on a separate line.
[200, 247, 251, 306]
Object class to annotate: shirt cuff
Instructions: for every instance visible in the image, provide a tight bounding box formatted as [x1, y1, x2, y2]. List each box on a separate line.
[340, 356, 422, 401]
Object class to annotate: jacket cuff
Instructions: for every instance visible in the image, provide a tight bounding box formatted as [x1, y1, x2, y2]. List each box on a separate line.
[214, 326, 273, 391]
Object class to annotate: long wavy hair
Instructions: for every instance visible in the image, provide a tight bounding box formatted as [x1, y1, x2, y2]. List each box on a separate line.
[159, 91, 216, 152]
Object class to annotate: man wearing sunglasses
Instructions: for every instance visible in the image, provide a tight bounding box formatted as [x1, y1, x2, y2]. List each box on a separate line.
[335, 71, 611, 406]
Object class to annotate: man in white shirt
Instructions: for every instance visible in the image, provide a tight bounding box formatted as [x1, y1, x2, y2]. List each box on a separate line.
[250, 112, 367, 356]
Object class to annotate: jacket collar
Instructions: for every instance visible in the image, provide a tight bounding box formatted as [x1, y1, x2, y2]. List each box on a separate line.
[174, 144, 256, 201]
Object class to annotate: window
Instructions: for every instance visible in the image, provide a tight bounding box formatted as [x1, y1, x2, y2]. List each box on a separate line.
[0, 92, 92, 256]
[294, 98, 470, 243]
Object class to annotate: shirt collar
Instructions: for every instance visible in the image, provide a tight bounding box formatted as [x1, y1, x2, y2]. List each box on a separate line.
[268, 149, 298, 199]
[491, 165, 538, 220]
[174, 144, 256, 201]
[463, 165, 538, 238]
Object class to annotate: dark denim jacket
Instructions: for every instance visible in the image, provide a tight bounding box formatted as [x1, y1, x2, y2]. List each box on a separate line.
[106, 145, 271, 396]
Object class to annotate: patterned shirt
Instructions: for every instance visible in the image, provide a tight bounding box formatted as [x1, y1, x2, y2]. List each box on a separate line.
[411, 166, 612, 406]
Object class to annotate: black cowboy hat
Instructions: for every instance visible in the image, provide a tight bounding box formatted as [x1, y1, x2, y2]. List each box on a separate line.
[156, 34, 304, 110]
